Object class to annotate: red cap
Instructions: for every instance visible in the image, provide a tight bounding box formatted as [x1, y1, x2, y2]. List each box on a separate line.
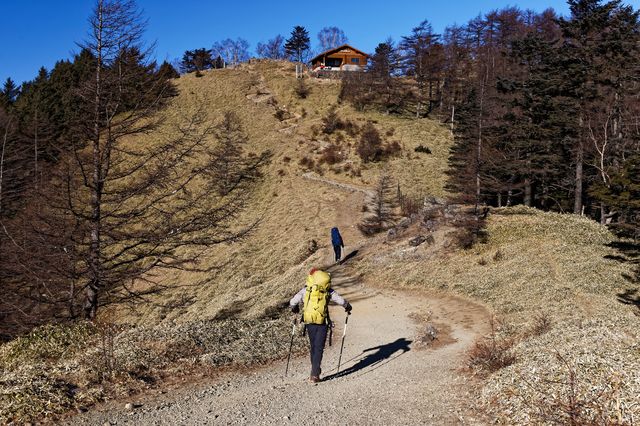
[309, 268, 318, 275]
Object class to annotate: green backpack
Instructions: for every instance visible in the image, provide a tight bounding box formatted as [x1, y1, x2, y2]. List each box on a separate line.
[303, 270, 331, 325]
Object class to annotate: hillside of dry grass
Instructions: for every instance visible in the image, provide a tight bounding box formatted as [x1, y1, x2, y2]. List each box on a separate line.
[361, 206, 639, 423]
[119, 60, 453, 325]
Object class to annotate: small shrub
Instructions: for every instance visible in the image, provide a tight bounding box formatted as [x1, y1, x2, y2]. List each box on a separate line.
[282, 156, 291, 163]
[299, 156, 315, 170]
[493, 249, 504, 261]
[478, 257, 488, 266]
[322, 106, 343, 134]
[344, 120, 360, 137]
[529, 312, 552, 336]
[468, 319, 516, 375]
[386, 127, 395, 137]
[294, 79, 310, 99]
[400, 197, 422, 216]
[415, 145, 432, 154]
[274, 107, 289, 121]
[277, 169, 286, 176]
[320, 144, 345, 165]
[357, 123, 383, 163]
[384, 141, 402, 157]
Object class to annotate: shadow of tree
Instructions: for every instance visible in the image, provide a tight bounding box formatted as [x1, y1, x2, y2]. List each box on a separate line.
[605, 240, 640, 315]
[324, 338, 412, 381]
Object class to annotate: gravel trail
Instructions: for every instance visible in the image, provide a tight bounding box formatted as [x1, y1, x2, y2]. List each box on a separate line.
[72, 269, 490, 425]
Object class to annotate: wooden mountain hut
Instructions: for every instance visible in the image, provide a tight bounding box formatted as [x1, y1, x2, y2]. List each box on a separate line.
[310, 44, 369, 71]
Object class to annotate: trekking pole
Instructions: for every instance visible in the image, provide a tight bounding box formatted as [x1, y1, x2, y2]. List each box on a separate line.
[285, 318, 297, 377]
[336, 313, 350, 374]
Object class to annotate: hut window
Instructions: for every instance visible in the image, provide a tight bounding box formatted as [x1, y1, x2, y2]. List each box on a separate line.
[351, 58, 360, 63]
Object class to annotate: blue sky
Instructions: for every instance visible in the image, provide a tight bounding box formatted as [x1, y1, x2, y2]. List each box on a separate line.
[0, 0, 636, 86]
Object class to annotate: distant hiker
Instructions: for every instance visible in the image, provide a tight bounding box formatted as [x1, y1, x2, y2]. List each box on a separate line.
[290, 268, 352, 383]
[331, 227, 344, 262]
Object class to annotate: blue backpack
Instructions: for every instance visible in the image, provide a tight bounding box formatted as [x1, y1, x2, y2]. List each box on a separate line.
[331, 227, 343, 246]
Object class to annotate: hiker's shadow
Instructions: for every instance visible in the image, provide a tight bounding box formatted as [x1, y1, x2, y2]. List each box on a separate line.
[324, 338, 412, 381]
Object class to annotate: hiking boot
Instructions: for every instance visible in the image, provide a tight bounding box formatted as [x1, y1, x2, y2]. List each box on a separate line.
[309, 375, 321, 383]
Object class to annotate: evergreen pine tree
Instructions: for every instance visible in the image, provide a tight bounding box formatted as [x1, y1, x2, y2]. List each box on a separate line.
[1, 78, 19, 107]
[157, 60, 180, 80]
[284, 26, 310, 63]
[180, 48, 214, 74]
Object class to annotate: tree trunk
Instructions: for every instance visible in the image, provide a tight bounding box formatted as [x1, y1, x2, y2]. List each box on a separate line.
[86, 0, 104, 320]
[34, 109, 38, 190]
[524, 177, 532, 207]
[475, 65, 488, 216]
[450, 105, 455, 136]
[574, 138, 584, 215]
[0, 117, 11, 214]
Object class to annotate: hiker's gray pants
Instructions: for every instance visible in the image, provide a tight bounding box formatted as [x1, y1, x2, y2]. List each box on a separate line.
[307, 324, 328, 377]
[333, 244, 342, 261]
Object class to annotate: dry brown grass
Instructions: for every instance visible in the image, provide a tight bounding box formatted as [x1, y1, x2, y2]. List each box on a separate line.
[105, 60, 453, 327]
[363, 206, 639, 423]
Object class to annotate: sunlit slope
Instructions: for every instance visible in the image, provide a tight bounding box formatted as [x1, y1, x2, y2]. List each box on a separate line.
[120, 60, 453, 324]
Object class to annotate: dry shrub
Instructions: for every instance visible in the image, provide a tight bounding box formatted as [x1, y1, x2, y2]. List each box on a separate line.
[400, 196, 422, 217]
[277, 169, 286, 176]
[320, 144, 345, 165]
[95, 320, 119, 382]
[274, 107, 289, 121]
[468, 318, 516, 375]
[322, 106, 344, 134]
[282, 156, 291, 163]
[294, 79, 310, 99]
[386, 127, 395, 137]
[478, 257, 488, 266]
[528, 312, 552, 337]
[344, 119, 360, 137]
[299, 156, 315, 170]
[493, 249, 504, 262]
[523, 353, 626, 425]
[384, 140, 402, 157]
[357, 122, 383, 162]
[415, 144, 432, 154]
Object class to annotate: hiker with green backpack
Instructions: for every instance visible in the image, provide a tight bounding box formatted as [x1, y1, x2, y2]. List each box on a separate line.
[289, 268, 352, 383]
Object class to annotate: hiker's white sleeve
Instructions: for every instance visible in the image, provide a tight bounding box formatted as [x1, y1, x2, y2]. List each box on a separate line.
[330, 290, 347, 306]
[290, 288, 305, 306]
